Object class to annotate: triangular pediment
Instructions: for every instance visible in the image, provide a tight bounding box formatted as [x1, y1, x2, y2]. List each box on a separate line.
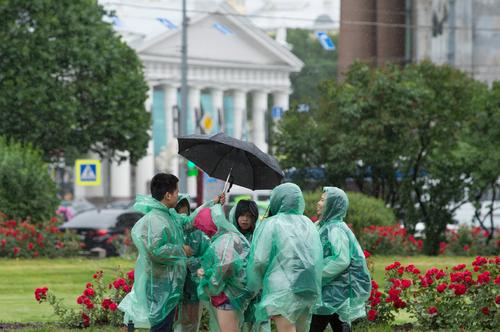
[137, 4, 303, 71]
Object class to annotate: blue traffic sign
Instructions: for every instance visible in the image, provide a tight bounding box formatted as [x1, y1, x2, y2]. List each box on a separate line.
[316, 31, 335, 51]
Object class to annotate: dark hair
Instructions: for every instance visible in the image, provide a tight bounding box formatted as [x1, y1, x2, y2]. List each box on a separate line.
[235, 200, 259, 222]
[150, 173, 178, 201]
[175, 198, 190, 215]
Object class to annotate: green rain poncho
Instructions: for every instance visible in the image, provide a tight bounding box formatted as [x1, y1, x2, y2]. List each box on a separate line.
[313, 187, 371, 323]
[118, 195, 212, 328]
[195, 204, 253, 330]
[246, 183, 323, 329]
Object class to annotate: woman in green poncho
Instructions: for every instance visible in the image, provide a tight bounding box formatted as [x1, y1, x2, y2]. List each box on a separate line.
[309, 187, 371, 332]
[175, 194, 211, 332]
[246, 183, 323, 332]
[229, 200, 270, 332]
[194, 205, 253, 332]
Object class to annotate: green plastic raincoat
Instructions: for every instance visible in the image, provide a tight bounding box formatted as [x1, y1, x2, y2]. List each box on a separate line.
[246, 183, 323, 330]
[196, 205, 253, 329]
[176, 194, 211, 332]
[229, 204, 270, 332]
[313, 187, 371, 323]
[118, 195, 212, 328]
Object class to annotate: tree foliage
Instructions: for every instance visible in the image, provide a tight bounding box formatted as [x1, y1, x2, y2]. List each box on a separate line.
[0, 0, 150, 164]
[276, 61, 499, 255]
[287, 29, 338, 109]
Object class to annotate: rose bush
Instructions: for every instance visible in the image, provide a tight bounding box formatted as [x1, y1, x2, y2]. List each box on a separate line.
[0, 213, 80, 258]
[35, 269, 134, 328]
[360, 225, 499, 256]
[366, 256, 499, 330]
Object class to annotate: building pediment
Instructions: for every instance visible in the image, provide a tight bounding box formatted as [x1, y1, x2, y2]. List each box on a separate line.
[137, 4, 303, 71]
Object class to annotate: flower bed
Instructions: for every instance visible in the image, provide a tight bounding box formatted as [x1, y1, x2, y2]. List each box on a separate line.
[365, 256, 499, 330]
[35, 269, 134, 328]
[360, 225, 499, 256]
[0, 213, 81, 258]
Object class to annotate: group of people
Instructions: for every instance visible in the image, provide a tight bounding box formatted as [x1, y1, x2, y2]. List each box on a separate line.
[118, 173, 372, 332]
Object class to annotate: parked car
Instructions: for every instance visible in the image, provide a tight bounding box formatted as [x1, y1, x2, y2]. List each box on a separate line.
[60, 208, 143, 256]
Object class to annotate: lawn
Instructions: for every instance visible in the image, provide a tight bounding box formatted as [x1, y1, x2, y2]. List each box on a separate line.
[0, 255, 475, 330]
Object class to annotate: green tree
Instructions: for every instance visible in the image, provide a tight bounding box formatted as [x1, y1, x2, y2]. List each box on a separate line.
[0, 137, 59, 222]
[287, 29, 338, 109]
[276, 61, 491, 255]
[0, 0, 150, 164]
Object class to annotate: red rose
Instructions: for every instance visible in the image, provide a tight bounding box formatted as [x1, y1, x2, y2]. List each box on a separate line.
[495, 296, 500, 305]
[13, 247, 20, 256]
[27, 242, 34, 251]
[363, 250, 371, 258]
[495, 277, 500, 285]
[477, 271, 491, 285]
[428, 306, 438, 315]
[109, 302, 118, 311]
[127, 269, 135, 282]
[101, 298, 112, 309]
[113, 278, 126, 290]
[84, 288, 95, 297]
[34, 287, 48, 302]
[77, 295, 87, 304]
[81, 313, 90, 327]
[394, 299, 406, 309]
[481, 307, 489, 315]
[401, 279, 412, 289]
[436, 283, 447, 293]
[452, 283, 466, 295]
[85, 282, 93, 289]
[452, 264, 466, 271]
[397, 267, 404, 275]
[1, 239, 6, 247]
[371, 280, 379, 290]
[463, 245, 469, 251]
[92, 274, 97, 279]
[412, 268, 421, 275]
[367, 309, 377, 321]
[371, 297, 381, 307]
[123, 285, 131, 293]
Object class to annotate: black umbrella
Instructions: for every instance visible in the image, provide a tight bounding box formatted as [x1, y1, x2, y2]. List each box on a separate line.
[177, 133, 284, 190]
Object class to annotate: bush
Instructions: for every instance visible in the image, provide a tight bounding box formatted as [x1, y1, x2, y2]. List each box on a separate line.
[0, 213, 81, 258]
[0, 137, 59, 222]
[441, 226, 500, 256]
[303, 190, 396, 234]
[361, 225, 423, 256]
[365, 256, 500, 331]
[35, 269, 134, 328]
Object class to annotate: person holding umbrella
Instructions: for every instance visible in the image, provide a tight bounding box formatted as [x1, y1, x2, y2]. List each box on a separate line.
[118, 173, 223, 332]
[247, 183, 323, 332]
[309, 187, 371, 332]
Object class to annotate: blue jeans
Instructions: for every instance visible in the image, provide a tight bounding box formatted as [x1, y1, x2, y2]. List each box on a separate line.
[150, 308, 176, 332]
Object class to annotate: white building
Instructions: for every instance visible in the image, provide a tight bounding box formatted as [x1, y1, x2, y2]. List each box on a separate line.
[75, 1, 303, 200]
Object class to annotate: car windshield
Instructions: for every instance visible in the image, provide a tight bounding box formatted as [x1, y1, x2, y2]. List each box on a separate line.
[61, 209, 123, 229]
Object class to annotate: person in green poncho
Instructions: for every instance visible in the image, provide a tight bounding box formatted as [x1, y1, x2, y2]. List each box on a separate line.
[309, 187, 371, 332]
[247, 183, 323, 332]
[118, 173, 223, 332]
[175, 194, 211, 332]
[193, 205, 253, 332]
[229, 200, 270, 332]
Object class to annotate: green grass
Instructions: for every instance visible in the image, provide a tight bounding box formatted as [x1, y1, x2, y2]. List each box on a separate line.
[0, 255, 476, 329]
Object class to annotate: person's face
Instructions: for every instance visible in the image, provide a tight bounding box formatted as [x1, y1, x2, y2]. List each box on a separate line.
[237, 212, 255, 231]
[177, 203, 189, 215]
[163, 184, 179, 208]
[316, 192, 327, 217]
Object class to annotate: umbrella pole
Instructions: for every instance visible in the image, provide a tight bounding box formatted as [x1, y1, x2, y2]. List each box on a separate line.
[223, 167, 233, 193]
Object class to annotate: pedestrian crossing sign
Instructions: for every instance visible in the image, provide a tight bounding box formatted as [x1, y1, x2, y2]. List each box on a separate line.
[75, 159, 101, 186]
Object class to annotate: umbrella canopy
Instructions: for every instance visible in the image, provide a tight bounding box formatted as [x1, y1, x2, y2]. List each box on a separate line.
[177, 133, 284, 190]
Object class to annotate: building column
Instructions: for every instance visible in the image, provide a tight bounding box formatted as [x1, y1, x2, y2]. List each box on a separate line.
[111, 153, 131, 198]
[162, 85, 179, 176]
[135, 84, 155, 195]
[211, 88, 224, 134]
[252, 90, 268, 152]
[187, 86, 201, 135]
[272, 91, 290, 116]
[233, 90, 246, 139]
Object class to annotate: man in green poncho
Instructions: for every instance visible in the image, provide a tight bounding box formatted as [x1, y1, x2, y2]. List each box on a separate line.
[247, 183, 323, 332]
[118, 173, 222, 332]
[310, 187, 371, 332]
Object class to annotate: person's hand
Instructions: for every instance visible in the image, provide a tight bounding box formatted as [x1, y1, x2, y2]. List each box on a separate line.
[196, 268, 205, 278]
[183, 245, 193, 257]
[214, 193, 225, 205]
